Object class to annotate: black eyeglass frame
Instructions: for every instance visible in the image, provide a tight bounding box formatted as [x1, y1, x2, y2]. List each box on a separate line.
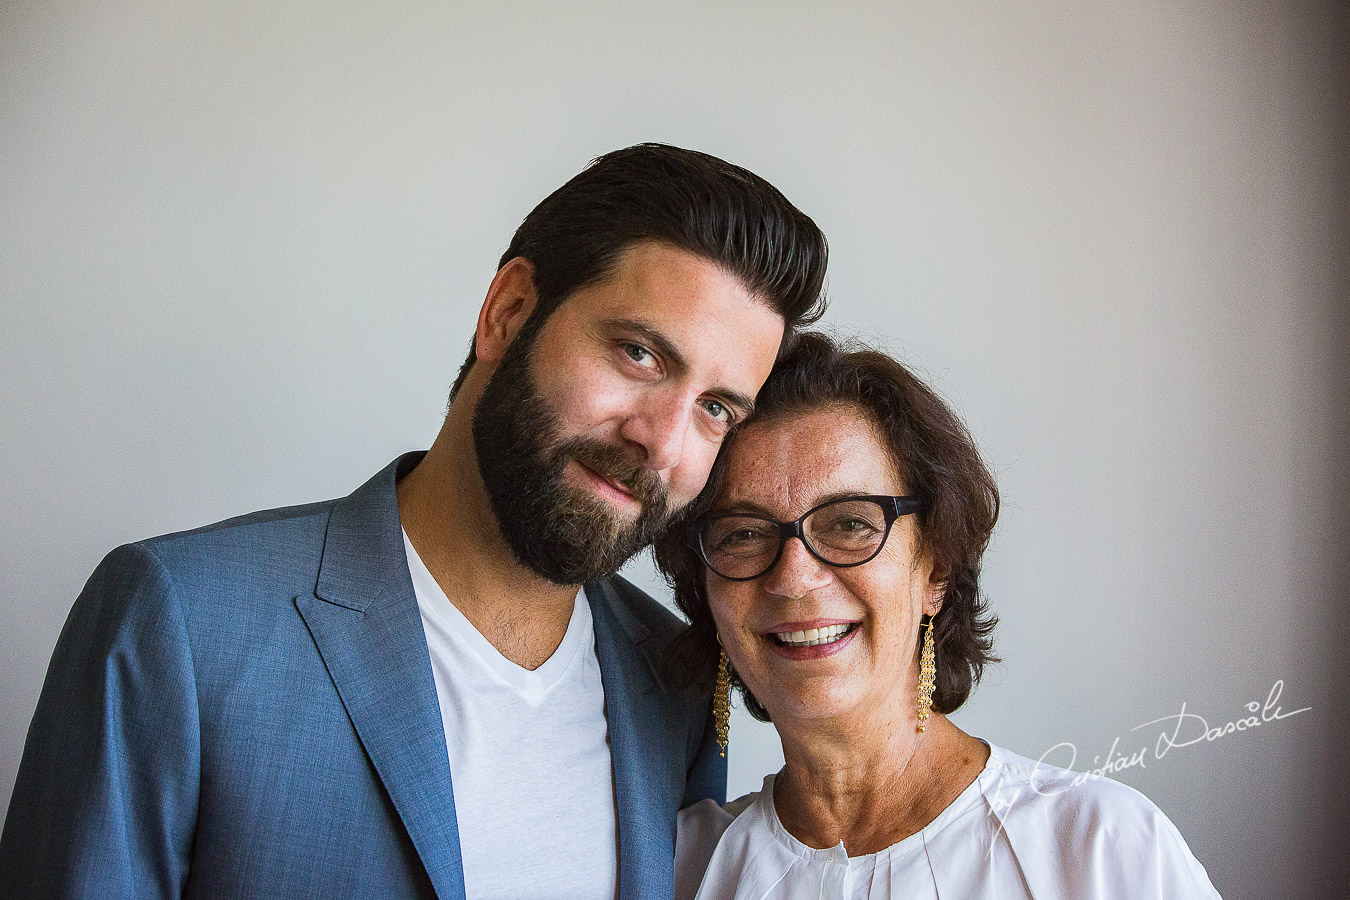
[688, 494, 926, 582]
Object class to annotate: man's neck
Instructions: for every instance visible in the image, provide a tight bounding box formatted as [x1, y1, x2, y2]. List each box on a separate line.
[396, 425, 581, 670]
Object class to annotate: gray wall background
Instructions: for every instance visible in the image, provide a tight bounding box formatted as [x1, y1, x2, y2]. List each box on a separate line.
[2, 1, 1346, 897]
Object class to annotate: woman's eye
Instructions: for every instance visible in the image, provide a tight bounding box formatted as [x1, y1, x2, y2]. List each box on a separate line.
[717, 527, 773, 550]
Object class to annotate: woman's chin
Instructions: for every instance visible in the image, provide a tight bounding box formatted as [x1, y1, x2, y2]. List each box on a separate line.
[753, 682, 874, 727]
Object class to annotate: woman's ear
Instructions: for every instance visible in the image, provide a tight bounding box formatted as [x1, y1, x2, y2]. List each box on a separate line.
[924, 569, 947, 618]
[474, 257, 539, 367]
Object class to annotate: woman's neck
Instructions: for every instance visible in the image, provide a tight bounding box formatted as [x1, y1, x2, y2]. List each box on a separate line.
[772, 710, 989, 856]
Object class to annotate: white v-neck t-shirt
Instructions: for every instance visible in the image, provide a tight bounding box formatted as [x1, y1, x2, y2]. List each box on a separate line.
[404, 530, 619, 900]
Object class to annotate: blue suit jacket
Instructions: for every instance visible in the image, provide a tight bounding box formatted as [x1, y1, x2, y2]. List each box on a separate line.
[0, 454, 725, 899]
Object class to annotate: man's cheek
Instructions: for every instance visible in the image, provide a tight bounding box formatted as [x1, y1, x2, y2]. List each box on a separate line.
[673, 452, 718, 507]
[558, 380, 639, 432]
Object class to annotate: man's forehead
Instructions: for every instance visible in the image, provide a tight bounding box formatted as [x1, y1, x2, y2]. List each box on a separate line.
[573, 248, 784, 348]
[584, 242, 761, 303]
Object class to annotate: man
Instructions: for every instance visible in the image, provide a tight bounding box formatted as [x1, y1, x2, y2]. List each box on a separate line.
[0, 144, 828, 899]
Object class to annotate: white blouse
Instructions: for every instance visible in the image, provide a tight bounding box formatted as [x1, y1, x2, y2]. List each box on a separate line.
[675, 743, 1221, 900]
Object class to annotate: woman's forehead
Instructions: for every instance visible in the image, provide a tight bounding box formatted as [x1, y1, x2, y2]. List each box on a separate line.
[716, 405, 905, 513]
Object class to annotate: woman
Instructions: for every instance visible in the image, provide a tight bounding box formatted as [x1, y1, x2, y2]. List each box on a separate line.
[657, 333, 1221, 899]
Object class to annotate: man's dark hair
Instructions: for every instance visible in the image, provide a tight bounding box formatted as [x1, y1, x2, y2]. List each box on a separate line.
[654, 331, 1001, 721]
[449, 143, 828, 399]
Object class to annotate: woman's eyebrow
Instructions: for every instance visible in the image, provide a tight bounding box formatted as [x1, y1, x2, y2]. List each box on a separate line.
[812, 490, 881, 506]
[713, 490, 884, 518]
[710, 499, 776, 517]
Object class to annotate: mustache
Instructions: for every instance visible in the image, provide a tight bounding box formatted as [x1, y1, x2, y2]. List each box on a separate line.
[563, 439, 668, 510]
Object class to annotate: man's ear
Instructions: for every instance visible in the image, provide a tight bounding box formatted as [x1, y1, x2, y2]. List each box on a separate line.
[474, 257, 539, 367]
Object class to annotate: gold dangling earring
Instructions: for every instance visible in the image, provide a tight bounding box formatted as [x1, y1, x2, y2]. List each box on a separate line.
[916, 614, 936, 733]
[713, 637, 731, 757]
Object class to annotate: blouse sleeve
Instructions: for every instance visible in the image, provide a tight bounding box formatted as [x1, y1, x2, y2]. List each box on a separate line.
[994, 765, 1223, 899]
[1088, 795, 1223, 899]
[675, 799, 735, 900]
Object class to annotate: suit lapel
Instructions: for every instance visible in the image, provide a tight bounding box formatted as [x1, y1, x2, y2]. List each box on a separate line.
[296, 453, 466, 900]
[588, 580, 675, 900]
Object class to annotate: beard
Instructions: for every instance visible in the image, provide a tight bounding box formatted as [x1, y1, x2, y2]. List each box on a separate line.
[471, 316, 677, 585]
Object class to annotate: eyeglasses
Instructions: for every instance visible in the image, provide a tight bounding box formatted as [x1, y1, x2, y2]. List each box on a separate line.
[689, 494, 925, 582]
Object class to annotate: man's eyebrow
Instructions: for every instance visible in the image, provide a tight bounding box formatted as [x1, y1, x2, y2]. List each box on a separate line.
[602, 317, 757, 419]
[605, 318, 687, 369]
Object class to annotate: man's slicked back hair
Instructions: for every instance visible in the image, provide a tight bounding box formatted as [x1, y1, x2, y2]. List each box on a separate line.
[449, 143, 828, 399]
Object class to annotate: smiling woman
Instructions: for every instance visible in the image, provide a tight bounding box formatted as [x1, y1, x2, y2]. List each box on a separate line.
[655, 332, 1223, 900]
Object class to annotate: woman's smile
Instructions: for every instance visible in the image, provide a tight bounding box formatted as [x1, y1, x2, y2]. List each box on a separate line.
[762, 621, 860, 658]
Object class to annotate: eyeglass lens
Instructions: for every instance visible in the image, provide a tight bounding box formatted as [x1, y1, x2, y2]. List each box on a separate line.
[700, 498, 890, 580]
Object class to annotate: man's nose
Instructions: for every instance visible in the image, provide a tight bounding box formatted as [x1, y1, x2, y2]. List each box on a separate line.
[619, 395, 691, 472]
[761, 536, 833, 600]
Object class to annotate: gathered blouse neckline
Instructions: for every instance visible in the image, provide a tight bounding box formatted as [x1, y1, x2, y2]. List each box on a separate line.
[755, 741, 999, 865]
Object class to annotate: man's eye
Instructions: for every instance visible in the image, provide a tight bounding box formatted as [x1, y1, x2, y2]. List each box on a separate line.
[622, 343, 657, 368]
[700, 399, 731, 423]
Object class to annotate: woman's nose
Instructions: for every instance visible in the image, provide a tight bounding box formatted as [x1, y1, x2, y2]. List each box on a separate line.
[761, 536, 833, 599]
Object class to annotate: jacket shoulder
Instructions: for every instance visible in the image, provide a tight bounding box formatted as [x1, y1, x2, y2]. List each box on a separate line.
[134, 499, 336, 574]
[602, 574, 688, 642]
[139, 499, 336, 550]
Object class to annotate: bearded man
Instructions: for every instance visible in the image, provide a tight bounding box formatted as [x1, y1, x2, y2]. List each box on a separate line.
[0, 144, 828, 900]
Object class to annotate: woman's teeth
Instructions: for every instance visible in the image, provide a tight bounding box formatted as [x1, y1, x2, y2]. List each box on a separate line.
[773, 624, 853, 647]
